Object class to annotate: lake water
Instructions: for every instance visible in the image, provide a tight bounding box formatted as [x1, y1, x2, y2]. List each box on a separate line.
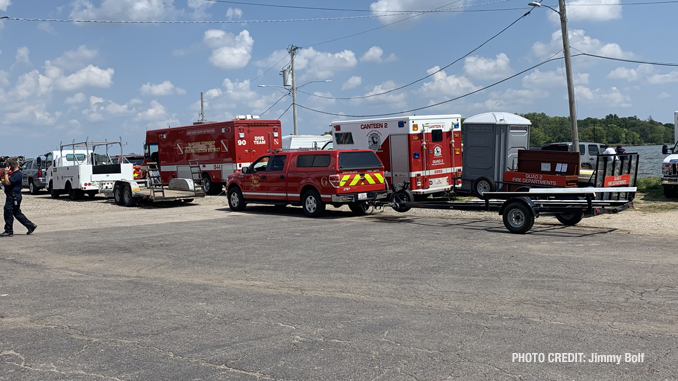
[624, 145, 667, 178]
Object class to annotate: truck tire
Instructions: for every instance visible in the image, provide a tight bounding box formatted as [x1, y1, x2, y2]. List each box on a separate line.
[502, 201, 535, 234]
[302, 189, 325, 217]
[114, 184, 124, 206]
[348, 202, 371, 215]
[29, 179, 40, 195]
[123, 184, 137, 207]
[473, 177, 495, 198]
[390, 189, 413, 213]
[49, 183, 60, 199]
[66, 183, 81, 201]
[227, 187, 246, 211]
[202, 173, 222, 195]
[663, 186, 678, 199]
[555, 211, 584, 226]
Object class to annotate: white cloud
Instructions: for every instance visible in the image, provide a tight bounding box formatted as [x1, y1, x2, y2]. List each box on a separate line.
[204, 29, 254, 70]
[16, 47, 30, 65]
[295, 47, 358, 80]
[658, 92, 671, 99]
[70, 0, 176, 21]
[139, 80, 186, 96]
[38, 22, 56, 34]
[226, 7, 242, 20]
[648, 71, 678, 85]
[566, 0, 622, 22]
[523, 69, 589, 88]
[532, 29, 633, 61]
[363, 81, 407, 107]
[342, 76, 362, 90]
[0, 0, 10, 11]
[137, 100, 168, 120]
[464, 53, 512, 80]
[11, 70, 52, 100]
[65, 93, 86, 104]
[485, 87, 549, 107]
[361, 46, 384, 63]
[188, 0, 214, 18]
[419, 66, 477, 97]
[370, 0, 463, 25]
[575, 86, 631, 107]
[55, 65, 114, 91]
[4, 105, 60, 125]
[0, 70, 8, 87]
[53, 45, 98, 71]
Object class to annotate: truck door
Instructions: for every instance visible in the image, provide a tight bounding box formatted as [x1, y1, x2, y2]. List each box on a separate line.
[241, 155, 270, 199]
[235, 126, 256, 167]
[265, 154, 288, 201]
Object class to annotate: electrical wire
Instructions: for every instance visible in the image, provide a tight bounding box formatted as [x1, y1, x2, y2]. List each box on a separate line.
[277, 103, 294, 119]
[260, 92, 290, 116]
[299, 8, 533, 101]
[208, 54, 289, 101]
[295, 55, 579, 118]
[573, 50, 678, 67]
[205, 0, 511, 13]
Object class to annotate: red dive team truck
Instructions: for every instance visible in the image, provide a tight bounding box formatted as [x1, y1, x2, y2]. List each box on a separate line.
[329, 115, 462, 198]
[145, 115, 283, 194]
[226, 149, 388, 217]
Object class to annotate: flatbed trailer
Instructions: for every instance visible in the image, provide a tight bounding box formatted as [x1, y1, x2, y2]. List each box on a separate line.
[384, 186, 636, 234]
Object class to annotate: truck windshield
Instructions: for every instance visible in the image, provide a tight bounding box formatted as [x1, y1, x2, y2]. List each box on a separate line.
[338, 151, 383, 170]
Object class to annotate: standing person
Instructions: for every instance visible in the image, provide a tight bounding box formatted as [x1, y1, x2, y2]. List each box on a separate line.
[603, 144, 617, 161]
[616, 145, 626, 154]
[2, 158, 37, 237]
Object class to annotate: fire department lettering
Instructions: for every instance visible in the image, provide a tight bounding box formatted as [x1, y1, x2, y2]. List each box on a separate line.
[254, 136, 266, 145]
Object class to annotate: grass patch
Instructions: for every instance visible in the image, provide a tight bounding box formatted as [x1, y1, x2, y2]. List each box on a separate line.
[636, 177, 664, 199]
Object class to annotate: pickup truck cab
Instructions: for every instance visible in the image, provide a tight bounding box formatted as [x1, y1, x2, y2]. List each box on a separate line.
[226, 149, 388, 217]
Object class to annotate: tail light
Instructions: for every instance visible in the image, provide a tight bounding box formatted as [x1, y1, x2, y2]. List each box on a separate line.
[38, 169, 42, 177]
[415, 174, 422, 187]
[329, 174, 341, 187]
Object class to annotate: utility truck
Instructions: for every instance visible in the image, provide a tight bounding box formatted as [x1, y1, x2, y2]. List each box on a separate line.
[660, 111, 678, 198]
[48, 139, 134, 200]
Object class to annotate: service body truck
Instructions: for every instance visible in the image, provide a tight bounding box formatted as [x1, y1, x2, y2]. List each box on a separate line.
[48, 139, 134, 200]
[145, 115, 283, 195]
[282, 135, 332, 151]
[660, 111, 678, 198]
[329, 115, 462, 197]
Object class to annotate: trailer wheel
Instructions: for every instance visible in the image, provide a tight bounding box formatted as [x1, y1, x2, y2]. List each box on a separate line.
[114, 184, 124, 205]
[123, 184, 137, 207]
[390, 189, 413, 213]
[348, 202, 372, 215]
[555, 211, 584, 226]
[473, 177, 495, 198]
[202, 173, 222, 195]
[302, 189, 325, 217]
[227, 187, 246, 211]
[502, 201, 534, 234]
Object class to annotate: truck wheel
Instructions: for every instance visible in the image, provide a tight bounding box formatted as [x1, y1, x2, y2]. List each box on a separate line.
[114, 184, 124, 205]
[227, 187, 246, 211]
[390, 189, 413, 213]
[663, 186, 678, 199]
[202, 173, 222, 195]
[66, 183, 81, 201]
[502, 201, 534, 234]
[49, 183, 60, 199]
[555, 211, 584, 226]
[473, 177, 495, 198]
[29, 179, 40, 195]
[123, 184, 137, 207]
[302, 189, 325, 217]
[348, 202, 372, 215]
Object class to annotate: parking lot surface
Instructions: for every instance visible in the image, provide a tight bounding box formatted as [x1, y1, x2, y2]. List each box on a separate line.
[1, 198, 677, 380]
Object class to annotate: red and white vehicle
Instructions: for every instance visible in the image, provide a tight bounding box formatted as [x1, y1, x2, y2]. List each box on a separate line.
[226, 149, 388, 217]
[145, 115, 283, 194]
[329, 115, 462, 198]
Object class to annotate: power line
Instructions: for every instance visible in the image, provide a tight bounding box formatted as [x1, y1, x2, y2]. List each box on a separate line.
[260, 92, 290, 116]
[296, 55, 577, 118]
[575, 51, 678, 66]
[299, 8, 533, 101]
[208, 53, 289, 101]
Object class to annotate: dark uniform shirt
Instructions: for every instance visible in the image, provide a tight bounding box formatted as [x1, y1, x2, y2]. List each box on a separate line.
[4, 170, 22, 195]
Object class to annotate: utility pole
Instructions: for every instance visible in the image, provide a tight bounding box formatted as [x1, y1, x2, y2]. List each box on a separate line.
[558, 0, 579, 152]
[200, 92, 206, 123]
[289, 44, 299, 136]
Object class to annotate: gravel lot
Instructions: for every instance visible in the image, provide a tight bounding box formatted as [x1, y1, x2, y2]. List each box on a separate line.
[15, 189, 678, 236]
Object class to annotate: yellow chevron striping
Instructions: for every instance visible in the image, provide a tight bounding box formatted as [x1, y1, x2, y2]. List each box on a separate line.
[364, 174, 376, 184]
[339, 174, 351, 186]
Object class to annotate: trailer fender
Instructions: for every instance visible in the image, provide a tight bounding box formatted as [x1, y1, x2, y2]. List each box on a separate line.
[498, 197, 536, 216]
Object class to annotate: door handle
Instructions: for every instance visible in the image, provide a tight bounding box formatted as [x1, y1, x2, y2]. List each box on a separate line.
[262, 175, 266, 179]
[280, 175, 284, 179]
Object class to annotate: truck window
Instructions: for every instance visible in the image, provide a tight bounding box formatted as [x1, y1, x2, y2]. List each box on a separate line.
[338, 151, 383, 170]
[335, 132, 354, 145]
[147, 143, 158, 162]
[297, 154, 331, 168]
[270, 155, 287, 171]
[65, 154, 86, 162]
[431, 129, 443, 142]
[588, 144, 600, 155]
[251, 157, 270, 173]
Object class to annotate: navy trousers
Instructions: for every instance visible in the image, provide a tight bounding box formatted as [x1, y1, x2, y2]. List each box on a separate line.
[4, 193, 33, 234]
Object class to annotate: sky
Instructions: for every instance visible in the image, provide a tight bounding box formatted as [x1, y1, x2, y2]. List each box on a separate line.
[1, 0, 677, 156]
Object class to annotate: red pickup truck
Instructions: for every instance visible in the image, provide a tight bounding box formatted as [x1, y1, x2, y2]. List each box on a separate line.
[226, 149, 388, 217]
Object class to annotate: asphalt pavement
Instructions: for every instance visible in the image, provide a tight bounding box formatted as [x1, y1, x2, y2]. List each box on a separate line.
[1, 204, 676, 380]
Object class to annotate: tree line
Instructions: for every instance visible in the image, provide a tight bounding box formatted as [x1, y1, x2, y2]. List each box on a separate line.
[520, 113, 675, 147]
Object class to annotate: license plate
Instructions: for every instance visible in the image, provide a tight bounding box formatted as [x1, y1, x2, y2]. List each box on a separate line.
[358, 192, 367, 200]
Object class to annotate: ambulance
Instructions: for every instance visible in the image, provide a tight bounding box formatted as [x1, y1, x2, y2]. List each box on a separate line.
[329, 115, 462, 197]
[145, 115, 283, 195]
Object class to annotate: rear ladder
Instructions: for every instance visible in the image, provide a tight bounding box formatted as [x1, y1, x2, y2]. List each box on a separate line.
[188, 160, 205, 196]
[146, 162, 165, 199]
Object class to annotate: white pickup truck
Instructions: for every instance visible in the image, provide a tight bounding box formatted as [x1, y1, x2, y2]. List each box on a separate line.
[660, 111, 678, 198]
[47, 139, 134, 200]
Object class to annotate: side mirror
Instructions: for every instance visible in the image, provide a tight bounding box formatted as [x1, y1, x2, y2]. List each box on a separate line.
[36, 157, 42, 167]
[242, 166, 249, 174]
[662, 145, 669, 155]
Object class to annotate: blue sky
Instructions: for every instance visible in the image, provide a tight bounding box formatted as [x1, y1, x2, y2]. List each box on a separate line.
[1, 0, 677, 156]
